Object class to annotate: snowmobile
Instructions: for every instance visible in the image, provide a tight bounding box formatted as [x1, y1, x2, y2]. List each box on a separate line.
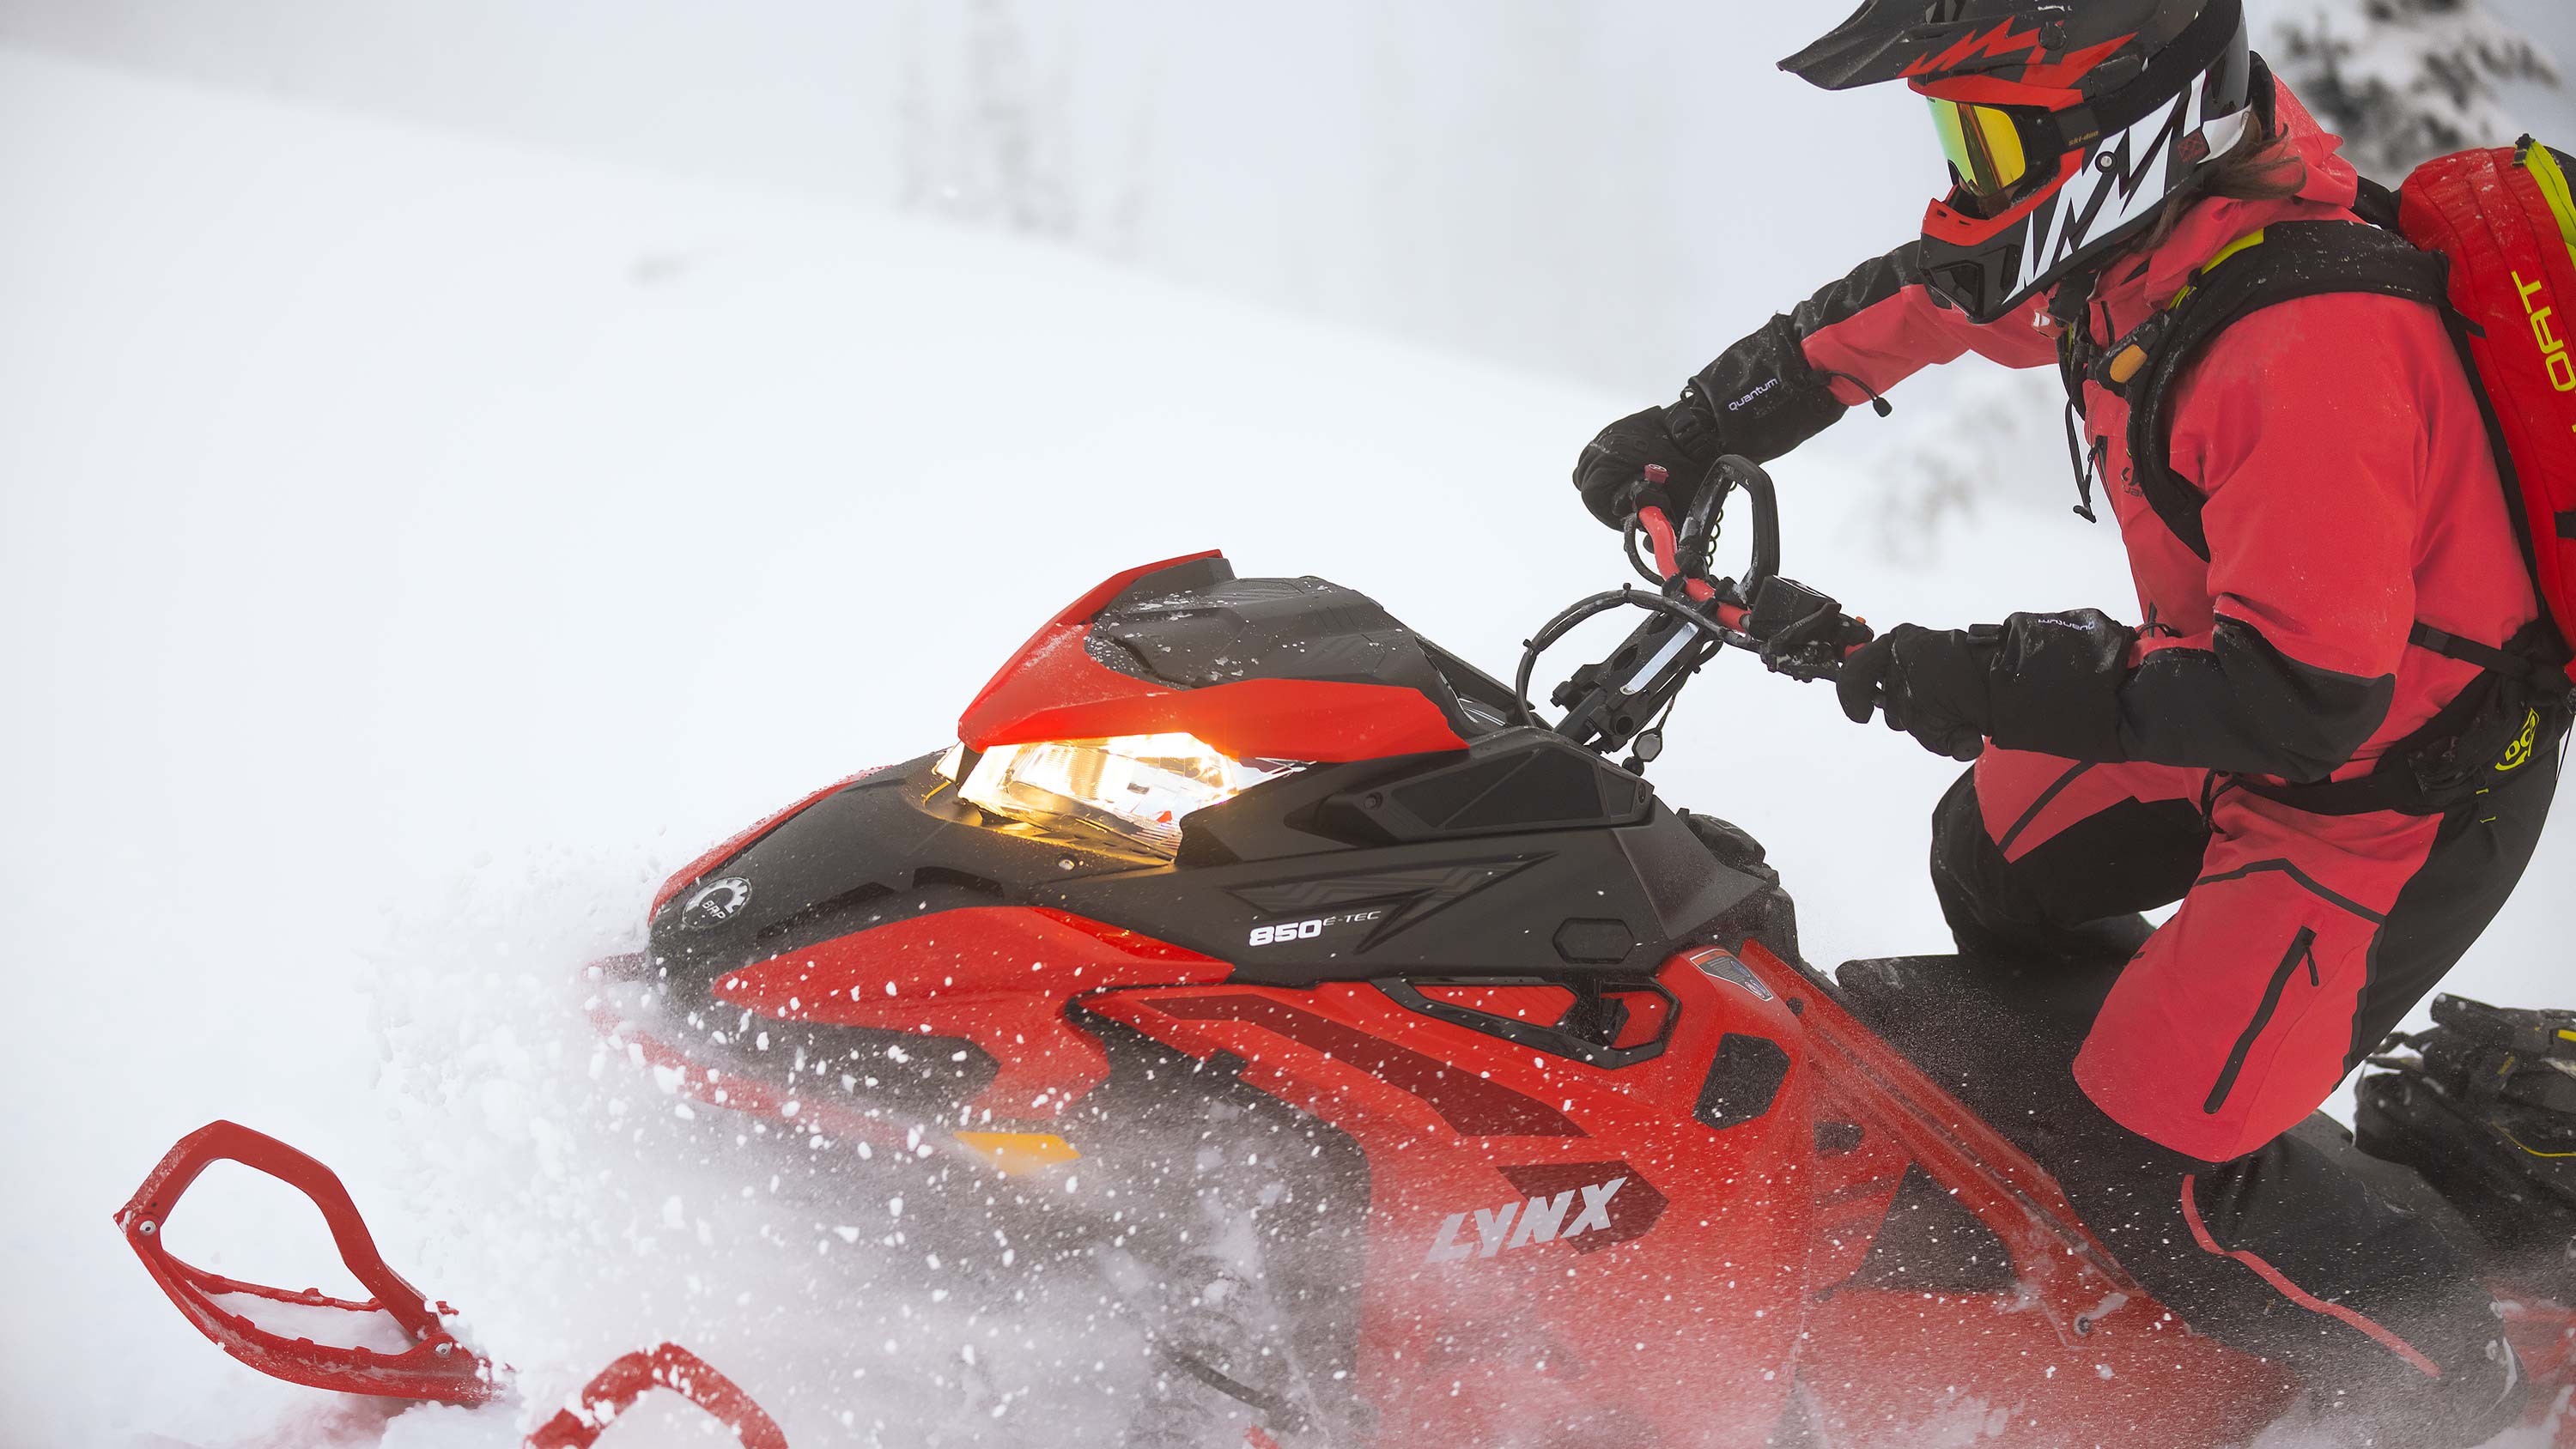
[119, 459, 2576, 1446]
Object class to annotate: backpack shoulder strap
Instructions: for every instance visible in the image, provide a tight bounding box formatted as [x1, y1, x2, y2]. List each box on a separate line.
[2122, 221, 2451, 561]
[2352, 176, 2404, 230]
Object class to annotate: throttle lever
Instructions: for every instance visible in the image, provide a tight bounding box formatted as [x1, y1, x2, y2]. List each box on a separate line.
[1633, 502, 1719, 606]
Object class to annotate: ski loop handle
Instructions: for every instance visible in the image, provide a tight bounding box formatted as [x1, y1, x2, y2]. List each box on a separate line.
[117, 1121, 794, 1445]
[526, 1343, 790, 1449]
[112, 1119, 500, 1404]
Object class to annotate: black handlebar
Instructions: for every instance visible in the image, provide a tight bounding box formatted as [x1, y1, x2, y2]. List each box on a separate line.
[1728, 458, 1782, 600]
[1528, 456, 1872, 769]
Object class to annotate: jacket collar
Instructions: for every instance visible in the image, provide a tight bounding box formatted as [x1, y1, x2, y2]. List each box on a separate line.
[2083, 80, 2363, 332]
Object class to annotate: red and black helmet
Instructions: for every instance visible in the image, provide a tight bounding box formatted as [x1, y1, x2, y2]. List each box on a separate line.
[1783, 0, 2257, 323]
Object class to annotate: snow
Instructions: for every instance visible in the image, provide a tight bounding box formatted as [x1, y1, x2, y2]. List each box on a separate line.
[5, 36, 2576, 1449]
[201, 1294, 422, 1359]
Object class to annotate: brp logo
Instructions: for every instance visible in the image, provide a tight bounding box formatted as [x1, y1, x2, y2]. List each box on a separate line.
[681, 876, 753, 930]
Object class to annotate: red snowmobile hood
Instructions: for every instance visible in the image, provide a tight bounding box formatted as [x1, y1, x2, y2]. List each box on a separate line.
[2093, 80, 2364, 324]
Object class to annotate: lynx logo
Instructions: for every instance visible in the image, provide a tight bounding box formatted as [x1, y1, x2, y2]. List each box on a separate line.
[681, 876, 753, 930]
[1424, 1161, 1668, 1264]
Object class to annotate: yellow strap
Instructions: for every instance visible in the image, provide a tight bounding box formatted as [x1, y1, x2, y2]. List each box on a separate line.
[2518, 142, 2576, 276]
[2168, 227, 2270, 311]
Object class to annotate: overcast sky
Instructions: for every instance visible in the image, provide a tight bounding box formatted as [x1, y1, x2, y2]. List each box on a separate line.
[2, 0, 2567, 397]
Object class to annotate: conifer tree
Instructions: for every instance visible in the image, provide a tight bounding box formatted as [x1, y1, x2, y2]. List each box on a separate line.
[2270, 0, 2561, 177]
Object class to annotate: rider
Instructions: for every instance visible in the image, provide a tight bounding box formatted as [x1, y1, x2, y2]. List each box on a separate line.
[1572, 1, 2561, 1439]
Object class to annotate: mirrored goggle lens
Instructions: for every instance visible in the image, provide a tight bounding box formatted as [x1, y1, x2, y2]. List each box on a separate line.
[1929, 98, 2030, 201]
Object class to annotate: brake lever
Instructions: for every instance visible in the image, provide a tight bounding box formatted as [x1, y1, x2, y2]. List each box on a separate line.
[1536, 457, 1871, 758]
[1635, 500, 1870, 669]
[1742, 576, 1874, 682]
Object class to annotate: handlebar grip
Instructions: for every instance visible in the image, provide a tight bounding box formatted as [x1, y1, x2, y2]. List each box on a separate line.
[1633, 506, 1717, 604]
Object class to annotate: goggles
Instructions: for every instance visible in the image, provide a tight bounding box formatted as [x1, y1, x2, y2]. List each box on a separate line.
[1929, 98, 2036, 209]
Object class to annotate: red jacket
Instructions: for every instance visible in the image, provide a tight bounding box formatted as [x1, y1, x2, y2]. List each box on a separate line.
[1775, 85, 2537, 785]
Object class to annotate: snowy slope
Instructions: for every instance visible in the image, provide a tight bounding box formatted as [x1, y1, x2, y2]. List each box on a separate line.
[3, 45, 2571, 1449]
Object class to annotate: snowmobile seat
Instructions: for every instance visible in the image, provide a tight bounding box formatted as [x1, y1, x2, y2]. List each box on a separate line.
[1833, 952, 2120, 1130]
[1838, 953, 2481, 1242]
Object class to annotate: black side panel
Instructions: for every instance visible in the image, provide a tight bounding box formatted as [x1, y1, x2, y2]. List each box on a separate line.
[1313, 730, 1655, 843]
[649, 759, 1145, 966]
[1174, 803, 1762, 983]
[1682, 812, 1801, 962]
[1695, 1033, 1790, 1131]
[652, 755, 1775, 995]
[1619, 816, 1765, 937]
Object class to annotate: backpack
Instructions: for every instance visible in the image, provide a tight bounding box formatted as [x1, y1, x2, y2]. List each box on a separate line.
[2067, 136, 2576, 815]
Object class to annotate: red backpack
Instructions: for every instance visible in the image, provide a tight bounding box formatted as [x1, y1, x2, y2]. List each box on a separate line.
[2402, 138, 2576, 693]
[2095, 136, 2576, 813]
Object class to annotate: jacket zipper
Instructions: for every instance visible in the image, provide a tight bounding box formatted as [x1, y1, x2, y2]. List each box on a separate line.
[2203, 926, 2322, 1115]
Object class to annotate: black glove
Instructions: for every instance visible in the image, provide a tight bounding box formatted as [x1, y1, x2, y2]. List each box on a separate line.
[1572, 313, 1859, 530]
[1571, 404, 1717, 528]
[1837, 623, 2002, 762]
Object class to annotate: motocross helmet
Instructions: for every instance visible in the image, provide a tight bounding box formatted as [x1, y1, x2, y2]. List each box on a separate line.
[1783, 0, 2257, 323]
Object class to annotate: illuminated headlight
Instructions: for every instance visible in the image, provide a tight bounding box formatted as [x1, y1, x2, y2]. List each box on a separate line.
[957, 732, 1298, 857]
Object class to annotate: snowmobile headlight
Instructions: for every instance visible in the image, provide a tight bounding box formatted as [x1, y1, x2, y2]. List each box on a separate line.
[958, 732, 1297, 857]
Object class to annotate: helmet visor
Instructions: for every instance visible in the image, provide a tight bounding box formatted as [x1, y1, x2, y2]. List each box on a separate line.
[1929, 98, 2031, 208]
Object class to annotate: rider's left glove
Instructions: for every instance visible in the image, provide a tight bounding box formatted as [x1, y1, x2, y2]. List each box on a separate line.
[1836, 623, 2002, 763]
[1571, 316, 1852, 530]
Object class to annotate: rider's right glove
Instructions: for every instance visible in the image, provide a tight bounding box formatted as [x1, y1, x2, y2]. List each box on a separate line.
[1836, 623, 2002, 764]
[1837, 610, 2136, 767]
[1571, 313, 1860, 529]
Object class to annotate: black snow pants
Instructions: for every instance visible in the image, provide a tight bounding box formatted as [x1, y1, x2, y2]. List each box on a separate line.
[1875, 748, 2561, 1445]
